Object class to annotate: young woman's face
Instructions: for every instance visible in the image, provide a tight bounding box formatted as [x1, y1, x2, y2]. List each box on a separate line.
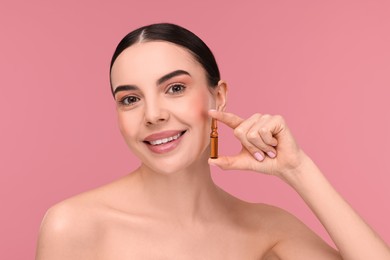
[110, 41, 222, 174]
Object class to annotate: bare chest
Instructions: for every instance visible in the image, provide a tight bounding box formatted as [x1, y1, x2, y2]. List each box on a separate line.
[95, 219, 274, 260]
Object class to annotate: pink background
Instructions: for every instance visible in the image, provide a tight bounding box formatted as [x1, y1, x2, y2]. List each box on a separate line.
[1, 0, 390, 258]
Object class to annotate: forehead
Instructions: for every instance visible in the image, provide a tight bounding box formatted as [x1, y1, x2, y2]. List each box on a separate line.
[110, 41, 202, 87]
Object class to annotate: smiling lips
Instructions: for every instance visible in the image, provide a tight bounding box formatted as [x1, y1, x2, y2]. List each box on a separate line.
[143, 130, 186, 154]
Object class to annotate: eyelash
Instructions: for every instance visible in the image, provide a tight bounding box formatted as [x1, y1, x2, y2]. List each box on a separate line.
[166, 83, 186, 94]
[118, 96, 140, 107]
[117, 83, 186, 107]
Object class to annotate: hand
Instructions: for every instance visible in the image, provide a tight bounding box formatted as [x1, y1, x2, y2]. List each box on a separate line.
[208, 110, 307, 179]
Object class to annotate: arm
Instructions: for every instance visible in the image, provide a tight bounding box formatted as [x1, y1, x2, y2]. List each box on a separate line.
[208, 110, 390, 259]
[282, 152, 390, 260]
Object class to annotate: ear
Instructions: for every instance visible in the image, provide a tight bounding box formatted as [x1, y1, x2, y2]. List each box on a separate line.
[215, 80, 228, 111]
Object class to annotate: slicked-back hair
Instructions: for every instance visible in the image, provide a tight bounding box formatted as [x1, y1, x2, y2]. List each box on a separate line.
[109, 23, 220, 97]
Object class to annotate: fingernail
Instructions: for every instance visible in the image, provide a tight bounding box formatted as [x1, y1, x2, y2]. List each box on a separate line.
[254, 152, 264, 161]
[267, 151, 276, 158]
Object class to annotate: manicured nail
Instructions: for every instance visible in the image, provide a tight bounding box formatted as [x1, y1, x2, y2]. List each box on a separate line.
[267, 151, 276, 158]
[254, 152, 264, 161]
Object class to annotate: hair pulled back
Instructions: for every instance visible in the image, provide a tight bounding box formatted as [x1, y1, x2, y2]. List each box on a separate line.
[109, 23, 220, 97]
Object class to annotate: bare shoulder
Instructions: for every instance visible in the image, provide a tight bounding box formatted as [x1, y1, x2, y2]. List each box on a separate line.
[249, 203, 341, 260]
[222, 198, 341, 259]
[36, 192, 102, 259]
[220, 195, 296, 231]
[36, 175, 132, 259]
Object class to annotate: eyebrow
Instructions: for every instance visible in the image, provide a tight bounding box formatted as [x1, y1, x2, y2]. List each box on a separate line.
[156, 69, 190, 85]
[113, 69, 191, 96]
[113, 85, 138, 96]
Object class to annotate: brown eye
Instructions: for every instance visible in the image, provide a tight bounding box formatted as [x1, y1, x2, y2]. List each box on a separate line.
[167, 83, 186, 94]
[120, 96, 140, 106]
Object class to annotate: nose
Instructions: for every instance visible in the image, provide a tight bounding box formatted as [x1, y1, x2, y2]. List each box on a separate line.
[144, 100, 170, 126]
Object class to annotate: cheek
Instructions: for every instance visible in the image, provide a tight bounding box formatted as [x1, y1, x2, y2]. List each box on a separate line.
[181, 91, 211, 123]
[117, 110, 139, 140]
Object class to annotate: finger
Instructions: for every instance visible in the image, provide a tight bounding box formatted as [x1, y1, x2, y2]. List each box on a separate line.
[247, 125, 277, 158]
[257, 115, 286, 152]
[208, 110, 244, 129]
[231, 114, 267, 161]
[208, 154, 249, 171]
[267, 115, 286, 137]
[244, 114, 279, 157]
[259, 127, 278, 147]
[209, 110, 266, 161]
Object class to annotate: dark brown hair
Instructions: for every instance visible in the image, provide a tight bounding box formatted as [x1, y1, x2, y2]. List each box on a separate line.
[109, 23, 220, 97]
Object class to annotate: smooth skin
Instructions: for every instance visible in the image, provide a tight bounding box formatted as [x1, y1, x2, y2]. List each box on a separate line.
[36, 41, 390, 259]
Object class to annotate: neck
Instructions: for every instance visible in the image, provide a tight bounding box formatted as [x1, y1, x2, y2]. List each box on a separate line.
[134, 151, 224, 226]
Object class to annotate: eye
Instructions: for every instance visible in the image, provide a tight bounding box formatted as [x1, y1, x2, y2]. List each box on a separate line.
[118, 96, 140, 106]
[166, 83, 186, 94]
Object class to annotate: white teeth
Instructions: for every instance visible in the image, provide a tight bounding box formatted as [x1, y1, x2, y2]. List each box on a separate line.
[149, 132, 183, 146]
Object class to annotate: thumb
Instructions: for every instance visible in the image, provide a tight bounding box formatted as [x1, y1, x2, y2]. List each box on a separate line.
[208, 155, 245, 171]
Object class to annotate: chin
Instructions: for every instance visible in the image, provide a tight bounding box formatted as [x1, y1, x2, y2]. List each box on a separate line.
[143, 156, 193, 175]
[142, 149, 209, 175]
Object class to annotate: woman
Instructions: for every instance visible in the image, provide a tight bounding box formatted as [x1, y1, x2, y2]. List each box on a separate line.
[36, 23, 390, 259]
